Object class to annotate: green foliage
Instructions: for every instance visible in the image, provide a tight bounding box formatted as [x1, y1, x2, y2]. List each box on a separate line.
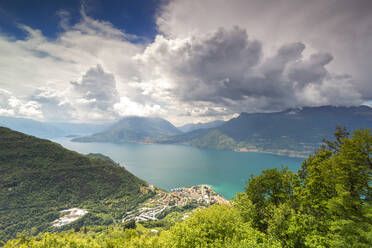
[0, 127, 153, 243]
[162, 204, 280, 248]
[123, 220, 136, 230]
[236, 127, 372, 247]
[239, 167, 299, 231]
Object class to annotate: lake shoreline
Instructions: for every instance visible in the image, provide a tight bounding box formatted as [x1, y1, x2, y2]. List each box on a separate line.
[53, 137, 303, 199]
[71, 137, 309, 158]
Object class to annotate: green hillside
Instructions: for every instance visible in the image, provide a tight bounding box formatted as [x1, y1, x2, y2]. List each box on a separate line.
[0, 127, 153, 243]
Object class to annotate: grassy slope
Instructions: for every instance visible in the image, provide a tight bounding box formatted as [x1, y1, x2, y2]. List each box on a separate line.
[0, 127, 153, 243]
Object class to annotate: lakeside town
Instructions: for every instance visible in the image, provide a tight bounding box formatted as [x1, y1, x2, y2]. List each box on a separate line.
[122, 185, 229, 223]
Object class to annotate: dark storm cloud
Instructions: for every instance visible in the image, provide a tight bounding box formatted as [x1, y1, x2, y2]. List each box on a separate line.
[158, 0, 372, 103]
[140, 26, 362, 113]
[288, 53, 333, 88]
[175, 27, 262, 102]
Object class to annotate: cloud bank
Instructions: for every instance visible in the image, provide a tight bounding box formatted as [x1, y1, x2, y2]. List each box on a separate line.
[0, 0, 370, 124]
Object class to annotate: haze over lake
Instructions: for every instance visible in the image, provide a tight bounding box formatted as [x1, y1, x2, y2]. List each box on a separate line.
[53, 138, 303, 199]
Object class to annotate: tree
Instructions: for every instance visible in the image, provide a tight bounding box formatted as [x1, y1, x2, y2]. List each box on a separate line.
[321, 125, 349, 153]
[326, 129, 372, 218]
[238, 167, 299, 232]
[163, 204, 277, 248]
[123, 219, 136, 230]
[298, 128, 372, 246]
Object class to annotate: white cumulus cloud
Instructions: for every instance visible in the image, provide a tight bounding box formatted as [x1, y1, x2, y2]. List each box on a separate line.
[0, 89, 43, 119]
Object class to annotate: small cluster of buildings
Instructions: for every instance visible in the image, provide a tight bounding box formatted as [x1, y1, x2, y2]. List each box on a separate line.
[167, 185, 228, 206]
[122, 185, 229, 223]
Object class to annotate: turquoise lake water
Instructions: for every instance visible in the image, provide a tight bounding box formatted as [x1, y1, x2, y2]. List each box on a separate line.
[52, 138, 303, 199]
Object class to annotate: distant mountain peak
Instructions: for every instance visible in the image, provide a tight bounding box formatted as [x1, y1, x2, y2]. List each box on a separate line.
[73, 116, 182, 143]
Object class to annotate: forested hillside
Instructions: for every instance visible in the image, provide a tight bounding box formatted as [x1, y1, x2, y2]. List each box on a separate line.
[5, 127, 372, 247]
[0, 127, 153, 243]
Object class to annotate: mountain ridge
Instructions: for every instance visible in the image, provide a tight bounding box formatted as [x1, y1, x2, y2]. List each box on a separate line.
[0, 116, 109, 138]
[72, 116, 182, 143]
[4, 105, 372, 157]
[159, 105, 372, 157]
[177, 120, 225, 133]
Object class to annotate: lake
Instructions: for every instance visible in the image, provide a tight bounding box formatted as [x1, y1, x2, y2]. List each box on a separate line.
[52, 138, 303, 199]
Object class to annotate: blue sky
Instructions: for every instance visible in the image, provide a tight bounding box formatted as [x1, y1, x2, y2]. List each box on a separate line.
[0, 0, 371, 124]
[0, 0, 160, 41]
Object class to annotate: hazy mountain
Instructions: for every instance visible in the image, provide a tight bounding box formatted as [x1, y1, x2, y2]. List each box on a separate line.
[159, 106, 372, 157]
[0, 127, 152, 242]
[177, 120, 225, 133]
[73, 116, 182, 143]
[0, 116, 108, 138]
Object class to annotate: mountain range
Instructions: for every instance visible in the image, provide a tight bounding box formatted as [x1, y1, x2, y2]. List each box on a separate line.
[159, 105, 372, 157]
[2, 105, 372, 157]
[0, 116, 108, 138]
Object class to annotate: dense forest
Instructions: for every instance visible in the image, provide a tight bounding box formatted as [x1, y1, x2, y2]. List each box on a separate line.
[0, 127, 154, 243]
[3, 127, 371, 247]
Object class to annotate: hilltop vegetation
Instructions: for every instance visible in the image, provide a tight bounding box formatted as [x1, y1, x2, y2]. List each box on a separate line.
[0, 127, 154, 243]
[5, 127, 372, 247]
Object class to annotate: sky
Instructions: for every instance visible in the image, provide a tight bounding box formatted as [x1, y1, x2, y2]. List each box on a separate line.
[0, 0, 371, 125]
